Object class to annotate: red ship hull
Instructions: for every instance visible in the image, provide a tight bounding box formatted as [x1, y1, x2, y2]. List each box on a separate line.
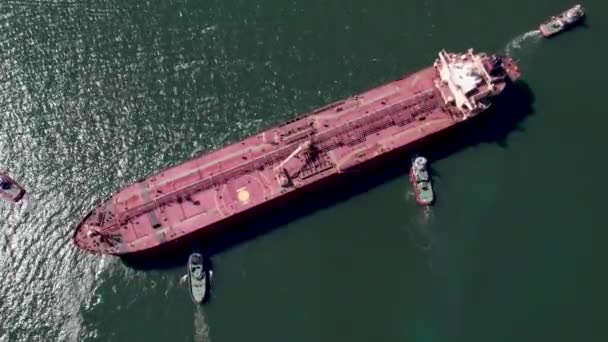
[73, 49, 520, 255]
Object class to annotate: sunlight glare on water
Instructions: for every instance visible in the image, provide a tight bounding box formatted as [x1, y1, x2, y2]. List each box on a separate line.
[1, 0, 608, 341]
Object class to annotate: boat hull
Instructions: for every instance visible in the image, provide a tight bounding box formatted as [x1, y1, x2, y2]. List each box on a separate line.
[539, 5, 585, 38]
[73, 50, 520, 256]
[409, 168, 434, 206]
[539, 23, 577, 38]
[188, 253, 208, 304]
[92, 105, 491, 258]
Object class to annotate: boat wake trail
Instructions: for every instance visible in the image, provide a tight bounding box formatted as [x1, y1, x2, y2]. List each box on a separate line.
[17, 194, 36, 216]
[406, 207, 441, 272]
[503, 30, 542, 57]
[193, 306, 211, 342]
[403, 187, 435, 251]
[406, 206, 435, 252]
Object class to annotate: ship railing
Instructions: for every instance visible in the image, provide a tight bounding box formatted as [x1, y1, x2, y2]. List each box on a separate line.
[312, 99, 347, 114]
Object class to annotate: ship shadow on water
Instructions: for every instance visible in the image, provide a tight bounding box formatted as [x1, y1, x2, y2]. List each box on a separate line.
[121, 80, 534, 270]
[422, 80, 535, 164]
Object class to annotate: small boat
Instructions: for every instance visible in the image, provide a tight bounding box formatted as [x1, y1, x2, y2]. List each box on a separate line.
[0, 171, 26, 203]
[188, 253, 208, 304]
[539, 4, 585, 38]
[410, 156, 434, 206]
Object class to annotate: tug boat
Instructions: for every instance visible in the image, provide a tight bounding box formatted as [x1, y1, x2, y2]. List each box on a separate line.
[0, 171, 26, 203]
[188, 253, 208, 304]
[410, 157, 434, 206]
[539, 4, 585, 38]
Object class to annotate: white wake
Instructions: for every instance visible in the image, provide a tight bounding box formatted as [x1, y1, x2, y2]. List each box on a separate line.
[503, 30, 542, 56]
[193, 306, 212, 342]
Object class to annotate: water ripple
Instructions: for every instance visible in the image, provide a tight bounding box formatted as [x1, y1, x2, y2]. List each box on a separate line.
[0, 0, 377, 340]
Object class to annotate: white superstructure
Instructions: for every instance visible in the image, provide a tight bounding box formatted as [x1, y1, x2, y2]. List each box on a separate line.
[433, 48, 506, 119]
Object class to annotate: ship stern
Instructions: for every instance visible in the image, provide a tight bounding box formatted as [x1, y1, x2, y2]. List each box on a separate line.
[501, 55, 521, 82]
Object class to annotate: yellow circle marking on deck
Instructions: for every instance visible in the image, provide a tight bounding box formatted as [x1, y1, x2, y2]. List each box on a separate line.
[237, 188, 250, 203]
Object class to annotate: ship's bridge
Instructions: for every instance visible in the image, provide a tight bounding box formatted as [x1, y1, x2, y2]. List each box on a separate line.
[433, 49, 503, 119]
[451, 64, 482, 95]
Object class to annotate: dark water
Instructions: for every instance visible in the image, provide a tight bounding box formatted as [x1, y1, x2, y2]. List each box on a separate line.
[1, 0, 607, 341]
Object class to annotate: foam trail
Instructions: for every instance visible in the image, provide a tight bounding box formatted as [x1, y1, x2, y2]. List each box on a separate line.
[193, 306, 211, 342]
[17, 193, 36, 216]
[503, 30, 542, 56]
[409, 207, 435, 250]
[403, 187, 435, 251]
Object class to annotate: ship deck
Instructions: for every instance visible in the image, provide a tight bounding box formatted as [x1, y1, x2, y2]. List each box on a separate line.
[74, 66, 459, 254]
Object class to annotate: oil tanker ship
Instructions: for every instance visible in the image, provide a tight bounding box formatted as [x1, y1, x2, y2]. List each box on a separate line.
[73, 49, 520, 255]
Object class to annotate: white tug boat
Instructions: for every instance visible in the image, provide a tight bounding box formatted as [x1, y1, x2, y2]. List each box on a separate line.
[539, 4, 585, 38]
[409, 156, 434, 206]
[188, 253, 208, 304]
